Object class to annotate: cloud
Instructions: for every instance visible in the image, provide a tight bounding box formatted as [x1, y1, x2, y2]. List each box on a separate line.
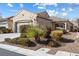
[55, 11, 59, 15]
[33, 3, 46, 9]
[7, 3, 13, 7]
[46, 9, 55, 16]
[69, 8, 73, 11]
[20, 4, 24, 8]
[33, 3, 58, 10]
[46, 9, 58, 16]
[62, 8, 66, 11]
[61, 12, 68, 16]
[38, 6, 46, 9]
[33, 3, 58, 7]
[33, 3, 39, 7]
[42, 3, 58, 7]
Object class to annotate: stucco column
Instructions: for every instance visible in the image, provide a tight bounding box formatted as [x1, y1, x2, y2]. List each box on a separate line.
[12, 23, 15, 33]
[64, 22, 67, 30]
[17, 24, 20, 33]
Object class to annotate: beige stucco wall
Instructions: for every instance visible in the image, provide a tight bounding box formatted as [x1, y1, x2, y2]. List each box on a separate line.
[16, 22, 32, 33]
[66, 22, 73, 32]
[13, 10, 37, 22]
[12, 10, 37, 32]
[36, 17, 55, 29]
[55, 21, 73, 32]
[8, 19, 13, 30]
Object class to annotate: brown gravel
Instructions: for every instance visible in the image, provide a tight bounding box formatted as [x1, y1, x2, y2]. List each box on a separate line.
[48, 32, 79, 54]
[0, 42, 42, 51]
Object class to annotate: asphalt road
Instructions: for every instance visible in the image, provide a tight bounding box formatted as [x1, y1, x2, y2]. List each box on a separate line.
[0, 48, 25, 56]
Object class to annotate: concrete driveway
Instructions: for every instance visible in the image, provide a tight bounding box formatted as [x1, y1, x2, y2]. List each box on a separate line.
[0, 48, 25, 56]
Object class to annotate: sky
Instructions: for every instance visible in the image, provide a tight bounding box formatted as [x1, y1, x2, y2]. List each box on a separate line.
[0, 3, 79, 20]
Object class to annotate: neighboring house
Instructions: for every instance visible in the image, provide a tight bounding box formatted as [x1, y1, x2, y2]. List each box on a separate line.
[7, 16, 14, 30]
[72, 20, 79, 31]
[50, 16, 73, 32]
[76, 19, 79, 29]
[0, 19, 8, 28]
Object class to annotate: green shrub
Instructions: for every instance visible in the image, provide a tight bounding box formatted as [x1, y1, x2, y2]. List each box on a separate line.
[20, 25, 47, 38]
[50, 30, 63, 40]
[26, 27, 38, 38]
[34, 27, 46, 37]
[60, 29, 67, 34]
[26, 26, 46, 38]
[20, 25, 28, 33]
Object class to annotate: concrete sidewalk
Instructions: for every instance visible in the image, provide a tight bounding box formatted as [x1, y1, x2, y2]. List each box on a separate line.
[0, 44, 53, 56]
[55, 51, 79, 56]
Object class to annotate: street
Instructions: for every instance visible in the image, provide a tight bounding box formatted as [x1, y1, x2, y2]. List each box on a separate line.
[0, 48, 25, 56]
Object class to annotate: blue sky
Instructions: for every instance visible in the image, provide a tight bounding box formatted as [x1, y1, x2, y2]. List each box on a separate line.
[0, 3, 79, 20]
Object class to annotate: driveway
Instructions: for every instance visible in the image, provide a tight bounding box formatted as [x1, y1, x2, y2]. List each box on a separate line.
[0, 48, 25, 56]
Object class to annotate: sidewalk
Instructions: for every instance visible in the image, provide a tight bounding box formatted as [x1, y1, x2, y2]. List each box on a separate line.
[0, 44, 53, 56]
[55, 51, 79, 56]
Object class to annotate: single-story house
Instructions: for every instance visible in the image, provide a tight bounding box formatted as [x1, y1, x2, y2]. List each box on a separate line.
[72, 20, 79, 31]
[12, 9, 56, 32]
[50, 16, 74, 32]
[0, 9, 55, 33]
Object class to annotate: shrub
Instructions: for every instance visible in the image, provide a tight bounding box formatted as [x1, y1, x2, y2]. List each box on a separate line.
[35, 27, 46, 37]
[17, 38, 29, 46]
[44, 28, 51, 39]
[26, 26, 46, 38]
[60, 29, 67, 34]
[5, 38, 11, 42]
[0, 27, 8, 33]
[50, 30, 63, 40]
[20, 33, 27, 38]
[26, 27, 38, 38]
[9, 37, 19, 44]
[20, 25, 29, 33]
[17, 38, 36, 46]
[0, 30, 3, 33]
[20, 25, 47, 38]
[56, 27, 67, 34]
[7, 29, 13, 33]
[10, 39, 18, 44]
[0, 27, 13, 33]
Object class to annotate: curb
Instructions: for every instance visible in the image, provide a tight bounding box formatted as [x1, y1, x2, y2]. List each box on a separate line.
[0, 44, 53, 56]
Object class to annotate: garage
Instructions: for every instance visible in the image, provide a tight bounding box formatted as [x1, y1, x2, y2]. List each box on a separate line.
[15, 20, 33, 33]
